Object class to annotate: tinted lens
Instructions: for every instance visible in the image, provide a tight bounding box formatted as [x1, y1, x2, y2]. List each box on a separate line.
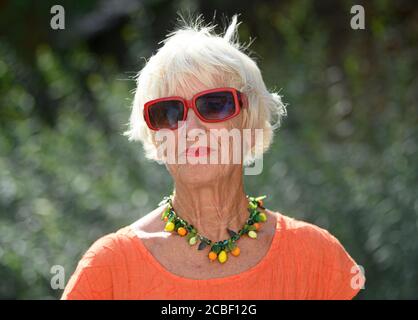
[195, 91, 236, 120]
[148, 100, 184, 129]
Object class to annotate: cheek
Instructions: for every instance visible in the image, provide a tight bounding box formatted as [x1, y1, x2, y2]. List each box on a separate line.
[206, 113, 243, 131]
[151, 130, 179, 162]
[230, 113, 244, 129]
[207, 115, 245, 163]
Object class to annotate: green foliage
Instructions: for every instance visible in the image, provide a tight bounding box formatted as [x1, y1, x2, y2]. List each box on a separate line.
[0, 0, 417, 299]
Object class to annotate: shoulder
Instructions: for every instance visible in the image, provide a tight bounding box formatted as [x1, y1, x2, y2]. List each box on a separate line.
[274, 211, 349, 258]
[81, 204, 166, 262]
[61, 226, 142, 300]
[285, 214, 342, 250]
[272, 211, 365, 299]
[80, 227, 137, 264]
[60, 232, 118, 299]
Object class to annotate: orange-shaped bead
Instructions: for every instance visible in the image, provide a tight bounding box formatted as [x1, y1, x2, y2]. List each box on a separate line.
[163, 216, 168, 222]
[177, 227, 187, 236]
[208, 251, 217, 261]
[253, 222, 261, 230]
[231, 247, 241, 257]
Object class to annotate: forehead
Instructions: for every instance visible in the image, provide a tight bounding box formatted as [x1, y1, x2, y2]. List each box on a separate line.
[161, 72, 238, 100]
[173, 78, 212, 99]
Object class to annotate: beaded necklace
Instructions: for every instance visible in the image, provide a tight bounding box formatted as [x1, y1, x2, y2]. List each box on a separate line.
[160, 194, 267, 264]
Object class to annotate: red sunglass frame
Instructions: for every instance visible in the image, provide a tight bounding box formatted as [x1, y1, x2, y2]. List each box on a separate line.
[143, 87, 247, 131]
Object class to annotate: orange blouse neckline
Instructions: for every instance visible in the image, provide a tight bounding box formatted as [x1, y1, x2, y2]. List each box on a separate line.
[127, 212, 281, 284]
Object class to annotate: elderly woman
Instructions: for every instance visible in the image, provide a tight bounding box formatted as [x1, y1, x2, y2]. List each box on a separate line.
[62, 15, 365, 300]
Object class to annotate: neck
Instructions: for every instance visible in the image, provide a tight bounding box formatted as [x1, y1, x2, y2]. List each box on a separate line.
[170, 171, 249, 241]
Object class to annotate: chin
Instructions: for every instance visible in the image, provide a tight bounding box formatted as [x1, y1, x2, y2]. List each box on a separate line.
[167, 163, 237, 185]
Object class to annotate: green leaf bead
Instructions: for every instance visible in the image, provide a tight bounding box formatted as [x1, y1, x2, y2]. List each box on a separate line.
[232, 234, 240, 241]
[198, 241, 207, 250]
[161, 209, 168, 220]
[186, 231, 196, 241]
[248, 202, 258, 210]
[227, 228, 237, 237]
[211, 244, 221, 254]
[227, 240, 236, 251]
[200, 236, 210, 245]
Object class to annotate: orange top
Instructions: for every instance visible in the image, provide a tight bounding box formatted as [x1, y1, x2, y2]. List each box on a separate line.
[61, 212, 365, 300]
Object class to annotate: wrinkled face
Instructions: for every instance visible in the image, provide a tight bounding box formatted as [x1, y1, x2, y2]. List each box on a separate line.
[151, 79, 247, 186]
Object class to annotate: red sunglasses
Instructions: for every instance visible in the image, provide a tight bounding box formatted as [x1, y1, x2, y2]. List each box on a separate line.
[143, 87, 247, 130]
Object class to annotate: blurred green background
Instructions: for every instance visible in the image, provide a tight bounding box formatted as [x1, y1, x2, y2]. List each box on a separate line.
[0, 0, 417, 299]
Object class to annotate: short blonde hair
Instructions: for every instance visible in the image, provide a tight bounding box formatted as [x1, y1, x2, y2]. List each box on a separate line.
[123, 14, 287, 165]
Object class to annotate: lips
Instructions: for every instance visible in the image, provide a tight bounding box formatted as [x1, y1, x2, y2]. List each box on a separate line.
[185, 146, 211, 158]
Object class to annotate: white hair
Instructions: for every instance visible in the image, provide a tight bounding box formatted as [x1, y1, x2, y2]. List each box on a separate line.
[123, 14, 287, 165]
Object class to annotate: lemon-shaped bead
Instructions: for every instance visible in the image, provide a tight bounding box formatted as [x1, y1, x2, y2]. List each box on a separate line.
[218, 250, 228, 263]
[189, 236, 197, 246]
[164, 221, 175, 232]
[248, 230, 257, 239]
[259, 213, 267, 222]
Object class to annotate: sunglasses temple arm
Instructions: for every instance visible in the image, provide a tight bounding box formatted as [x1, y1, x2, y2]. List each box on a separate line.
[239, 92, 248, 108]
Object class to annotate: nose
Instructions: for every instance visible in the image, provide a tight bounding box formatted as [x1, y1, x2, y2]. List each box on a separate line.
[184, 105, 205, 131]
[179, 103, 206, 143]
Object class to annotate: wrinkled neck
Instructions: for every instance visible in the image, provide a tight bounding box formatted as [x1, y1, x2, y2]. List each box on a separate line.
[170, 170, 249, 241]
